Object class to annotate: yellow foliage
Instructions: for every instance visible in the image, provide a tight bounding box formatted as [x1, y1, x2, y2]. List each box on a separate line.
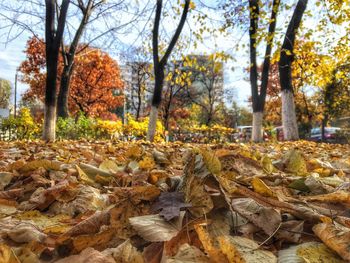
[138, 156, 156, 170]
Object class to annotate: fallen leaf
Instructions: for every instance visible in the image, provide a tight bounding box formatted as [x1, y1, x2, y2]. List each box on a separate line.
[19, 160, 61, 172]
[0, 244, 20, 263]
[152, 192, 191, 221]
[303, 190, 350, 205]
[251, 177, 276, 198]
[283, 149, 308, 176]
[56, 247, 115, 263]
[79, 163, 112, 178]
[99, 160, 122, 173]
[164, 243, 210, 263]
[184, 176, 213, 217]
[278, 242, 345, 263]
[0, 172, 13, 190]
[218, 235, 277, 263]
[313, 223, 350, 261]
[231, 198, 281, 236]
[194, 224, 229, 263]
[63, 210, 110, 237]
[200, 148, 222, 174]
[104, 239, 144, 263]
[129, 212, 185, 242]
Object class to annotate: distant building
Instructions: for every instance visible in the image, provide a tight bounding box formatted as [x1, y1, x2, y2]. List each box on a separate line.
[120, 62, 154, 118]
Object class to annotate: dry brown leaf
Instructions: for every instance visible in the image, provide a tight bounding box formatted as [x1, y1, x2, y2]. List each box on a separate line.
[0, 219, 47, 243]
[313, 223, 350, 261]
[63, 210, 110, 237]
[104, 239, 144, 263]
[184, 176, 213, 217]
[0, 172, 13, 190]
[163, 243, 210, 263]
[56, 247, 115, 263]
[19, 160, 61, 172]
[143, 242, 164, 263]
[129, 212, 184, 242]
[231, 198, 281, 236]
[194, 224, 229, 263]
[71, 228, 115, 253]
[303, 190, 350, 205]
[218, 236, 277, 263]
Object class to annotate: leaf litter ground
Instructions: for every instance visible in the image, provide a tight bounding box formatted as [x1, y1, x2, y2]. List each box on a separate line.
[0, 140, 350, 262]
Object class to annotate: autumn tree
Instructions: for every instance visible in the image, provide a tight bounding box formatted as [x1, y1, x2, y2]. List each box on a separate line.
[161, 57, 192, 132]
[185, 53, 226, 126]
[20, 37, 124, 118]
[146, 0, 191, 142]
[247, 0, 280, 142]
[0, 0, 141, 120]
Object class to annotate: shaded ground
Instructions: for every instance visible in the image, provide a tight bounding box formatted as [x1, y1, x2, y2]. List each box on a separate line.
[0, 140, 350, 262]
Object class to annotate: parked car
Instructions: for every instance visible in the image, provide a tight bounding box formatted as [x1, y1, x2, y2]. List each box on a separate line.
[309, 127, 342, 143]
[234, 126, 252, 142]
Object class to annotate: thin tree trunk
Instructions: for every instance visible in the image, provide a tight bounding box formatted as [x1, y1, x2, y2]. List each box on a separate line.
[43, 0, 70, 141]
[57, 66, 73, 118]
[249, 0, 280, 142]
[279, 0, 308, 141]
[147, 0, 189, 142]
[147, 105, 159, 141]
[281, 89, 299, 140]
[252, 112, 263, 142]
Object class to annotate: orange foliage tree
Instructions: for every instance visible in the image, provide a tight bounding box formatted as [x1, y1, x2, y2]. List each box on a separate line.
[19, 37, 124, 118]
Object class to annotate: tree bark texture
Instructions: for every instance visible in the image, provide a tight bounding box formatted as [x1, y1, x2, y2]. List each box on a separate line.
[279, 0, 308, 140]
[43, 0, 70, 141]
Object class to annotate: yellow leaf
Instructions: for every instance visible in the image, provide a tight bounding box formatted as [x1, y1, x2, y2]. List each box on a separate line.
[313, 223, 350, 261]
[200, 148, 222, 174]
[0, 244, 20, 263]
[251, 177, 276, 198]
[260, 155, 274, 174]
[19, 160, 61, 172]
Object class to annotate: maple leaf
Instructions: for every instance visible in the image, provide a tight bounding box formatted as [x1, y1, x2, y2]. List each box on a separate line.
[152, 192, 192, 221]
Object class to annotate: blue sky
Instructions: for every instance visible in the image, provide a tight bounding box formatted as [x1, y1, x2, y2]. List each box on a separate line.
[0, 0, 254, 108]
[0, 0, 345, 109]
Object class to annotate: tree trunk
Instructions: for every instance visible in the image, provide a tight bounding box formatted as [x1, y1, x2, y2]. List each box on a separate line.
[279, 0, 308, 141]
[252, 111, 263, 142]
[281, 89, 299, 140]
[321, 114, 328, 142]
[43, 104, 56, 141]
[43, 0, 69, 141]
[147, 106, 159, 142]
[57, 66, 73, 118]
[147, 0, 189, 142]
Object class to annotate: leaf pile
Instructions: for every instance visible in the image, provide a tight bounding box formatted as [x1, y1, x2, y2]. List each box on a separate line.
[0, 140, 350, 262]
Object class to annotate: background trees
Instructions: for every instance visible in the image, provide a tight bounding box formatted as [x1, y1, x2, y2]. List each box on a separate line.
[0, 78, 11, 109]
[20, 37, 124, 118]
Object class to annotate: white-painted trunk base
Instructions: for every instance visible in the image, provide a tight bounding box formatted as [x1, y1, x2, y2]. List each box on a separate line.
[281, 90, 299, 140]
[252, 112, 263, 142]
[43, 105, 56, 142]
[147, 106, 158, 142]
